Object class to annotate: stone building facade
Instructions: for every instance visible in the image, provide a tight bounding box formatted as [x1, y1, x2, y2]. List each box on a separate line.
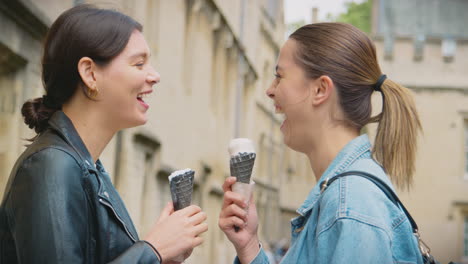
[0, 0, 314, 263]
[372, 0, 468, 263]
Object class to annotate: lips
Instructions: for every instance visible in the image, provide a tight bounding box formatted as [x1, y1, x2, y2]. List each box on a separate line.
[137, 90, 152, 109]
[137, 90, 152, 101]
[272, 102, 287, 131]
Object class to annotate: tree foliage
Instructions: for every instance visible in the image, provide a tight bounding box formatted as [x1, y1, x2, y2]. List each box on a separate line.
[334, 0, 372, 34]
[286, 19, 306, 37]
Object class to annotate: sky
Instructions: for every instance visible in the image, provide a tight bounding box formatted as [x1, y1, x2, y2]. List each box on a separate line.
[284, 0, 366, 24]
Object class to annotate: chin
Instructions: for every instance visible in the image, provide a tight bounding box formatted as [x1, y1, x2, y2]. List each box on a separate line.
[135, 117, 148, 126]
[124, 117, 147, 129]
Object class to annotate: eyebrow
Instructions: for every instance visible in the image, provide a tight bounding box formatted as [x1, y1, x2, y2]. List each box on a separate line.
[129, 51, 150, 60]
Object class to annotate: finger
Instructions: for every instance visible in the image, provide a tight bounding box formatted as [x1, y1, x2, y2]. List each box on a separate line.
[189, 211, 207, 225]
[222, 177, 237, 192]
[159, 202, 174, 221]
[176, 205, 202, 217]
[191, 236, 204, 248]
[220, 203, 248, 221]
[219, 216, 245, 231]
[222, 191, 247, 209]
[192, 222, 208, 236]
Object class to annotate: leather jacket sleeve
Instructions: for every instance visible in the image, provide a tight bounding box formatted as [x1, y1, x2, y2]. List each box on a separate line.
[4, 148, 159, 264]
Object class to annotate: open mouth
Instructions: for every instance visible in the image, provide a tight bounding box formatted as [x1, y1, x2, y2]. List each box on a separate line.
[137, 92, 149, 102]
[273, 104, 287, 129]
[137, 91, 152, 109]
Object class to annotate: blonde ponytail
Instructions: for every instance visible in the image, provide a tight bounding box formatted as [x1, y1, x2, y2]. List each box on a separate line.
[372, 79, 422, 190]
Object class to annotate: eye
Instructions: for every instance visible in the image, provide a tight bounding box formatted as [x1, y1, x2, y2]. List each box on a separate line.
[273, 73, 281, 83]
[135, 62, 145, 68]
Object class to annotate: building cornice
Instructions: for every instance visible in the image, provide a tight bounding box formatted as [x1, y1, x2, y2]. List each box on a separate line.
[0, 41, 27, 74]
[0, 0, 50, 40]
[260, 22, 280, 55]
[372, 34, 468, 44]
[408, 86, 468, 95]
[205, 0, 258, 80]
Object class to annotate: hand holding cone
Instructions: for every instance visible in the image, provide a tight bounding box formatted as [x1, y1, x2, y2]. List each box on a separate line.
[228, 138, 256, 232]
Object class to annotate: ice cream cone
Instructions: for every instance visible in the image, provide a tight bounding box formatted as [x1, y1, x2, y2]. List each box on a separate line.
[230, 152, 256, 184]
[168, 169, 194, 211]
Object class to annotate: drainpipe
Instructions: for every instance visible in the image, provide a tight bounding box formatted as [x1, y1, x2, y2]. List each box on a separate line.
[234, 0, 247, 137]
[113, 130, 123, 186]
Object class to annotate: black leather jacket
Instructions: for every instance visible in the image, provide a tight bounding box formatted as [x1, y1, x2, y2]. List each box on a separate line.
[0, 111, 159, 263]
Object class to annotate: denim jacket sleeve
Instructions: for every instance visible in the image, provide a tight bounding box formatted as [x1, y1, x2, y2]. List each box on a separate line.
[233, 248, 270, 264]
[4, 148, 159, 264]
[314, 218, 393, 264]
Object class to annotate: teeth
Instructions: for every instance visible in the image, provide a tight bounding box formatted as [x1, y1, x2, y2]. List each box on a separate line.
[137, 93, 149, 99]
[137, 93, 149, 98]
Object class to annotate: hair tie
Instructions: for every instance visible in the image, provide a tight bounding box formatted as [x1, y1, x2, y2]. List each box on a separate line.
[374, 74, 387, 92]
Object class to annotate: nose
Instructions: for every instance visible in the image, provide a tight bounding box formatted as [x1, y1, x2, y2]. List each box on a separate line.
[266, 81, 275, 99]
[147, 65, 160, 85]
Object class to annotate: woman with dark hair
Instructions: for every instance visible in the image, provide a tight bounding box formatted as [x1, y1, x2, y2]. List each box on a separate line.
[0, 5, 207, 263]
[219, 23, 424, 263]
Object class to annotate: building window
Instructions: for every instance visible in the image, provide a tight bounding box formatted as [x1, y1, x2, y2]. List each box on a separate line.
[126, 133, 160, 234]
[156, 170, 171, 214]
[442, 37, 456, 63]
[464, 216, 468, 257]
[263, 0, 279, 26]
[383, 33, 394, 61]
[465, 119, 468, 179]
[413, 34, 425, 62]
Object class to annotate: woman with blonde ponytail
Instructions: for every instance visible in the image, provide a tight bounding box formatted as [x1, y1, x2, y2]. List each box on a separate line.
[219, 23, 424, 263]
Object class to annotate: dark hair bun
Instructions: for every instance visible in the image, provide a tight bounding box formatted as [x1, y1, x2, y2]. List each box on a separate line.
[21, 97, 55, 134]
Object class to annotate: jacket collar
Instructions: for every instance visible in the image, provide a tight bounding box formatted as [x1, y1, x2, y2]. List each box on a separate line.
[296, 134, 372, 216]
[48, 111, 97, 173]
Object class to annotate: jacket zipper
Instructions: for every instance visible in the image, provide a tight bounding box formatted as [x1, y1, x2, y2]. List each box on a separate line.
[98, 198, 137, 242]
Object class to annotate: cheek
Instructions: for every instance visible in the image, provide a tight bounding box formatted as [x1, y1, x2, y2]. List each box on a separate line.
[105, 69, 145, 95]
[277, 82, 310, 107]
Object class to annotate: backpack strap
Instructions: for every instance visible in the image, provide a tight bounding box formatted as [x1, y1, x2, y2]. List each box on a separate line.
[320, 170, 418, 231]
[319, 170, 436, 263]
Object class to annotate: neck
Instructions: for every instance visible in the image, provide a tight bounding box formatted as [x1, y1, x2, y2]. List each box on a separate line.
[62, 101, 116, 163]
[305, 125, 359, 181]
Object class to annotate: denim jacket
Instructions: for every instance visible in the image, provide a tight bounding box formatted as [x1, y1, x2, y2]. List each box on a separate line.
[238, 135, 423, 264]
[0, 111, 158, 263]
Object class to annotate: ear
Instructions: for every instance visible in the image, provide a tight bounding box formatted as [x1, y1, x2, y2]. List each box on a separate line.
[77, 57, 98, 93]
[311, 75, 334, 106]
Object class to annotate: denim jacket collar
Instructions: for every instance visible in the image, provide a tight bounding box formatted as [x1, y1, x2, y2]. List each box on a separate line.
[297, 134, 372, 216]
[48, 111, 97, 173]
